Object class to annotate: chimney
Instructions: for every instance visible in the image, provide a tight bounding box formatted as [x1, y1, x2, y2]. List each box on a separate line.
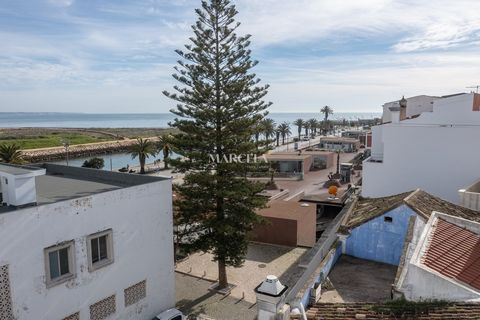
[255, 275, 288, 320]
[389, 104, 401, 123]
[399, 96, 407, 121]
[0, 164, 46, 208]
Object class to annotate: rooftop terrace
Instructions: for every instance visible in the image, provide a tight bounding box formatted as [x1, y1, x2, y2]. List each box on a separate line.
[0, 163, 169, 213]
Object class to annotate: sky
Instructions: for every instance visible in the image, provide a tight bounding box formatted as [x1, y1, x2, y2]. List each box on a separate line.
[1, 0, 480, 113]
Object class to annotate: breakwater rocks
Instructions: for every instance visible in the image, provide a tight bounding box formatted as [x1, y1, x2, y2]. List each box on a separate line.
[22, 137, 159, 163]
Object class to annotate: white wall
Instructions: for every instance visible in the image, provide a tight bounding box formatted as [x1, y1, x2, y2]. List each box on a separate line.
[382, 95, 438, 123]
[363, 93, 480, 203]
[0, 179, 174, 320]
[401, 263, 480, 301]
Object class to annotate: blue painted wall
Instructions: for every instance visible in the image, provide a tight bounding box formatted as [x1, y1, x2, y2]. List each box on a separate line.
[301, 244, 342, 307]
[345, 204, 416, 266]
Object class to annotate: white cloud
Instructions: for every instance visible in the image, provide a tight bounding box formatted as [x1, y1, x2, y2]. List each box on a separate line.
[48, 0, 74, 7]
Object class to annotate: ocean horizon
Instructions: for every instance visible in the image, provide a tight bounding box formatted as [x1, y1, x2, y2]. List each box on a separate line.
[0, 112, 381, 128]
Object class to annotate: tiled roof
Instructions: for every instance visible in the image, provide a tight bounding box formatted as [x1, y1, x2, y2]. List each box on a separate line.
[422, 218, 480, 290]
[405, 190, 480, 222]
[306, 302, 480, 319]
[343, 189, 480, 229]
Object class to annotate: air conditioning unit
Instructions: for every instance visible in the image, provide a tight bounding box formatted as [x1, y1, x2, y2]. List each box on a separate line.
[0, 164, 46, 207]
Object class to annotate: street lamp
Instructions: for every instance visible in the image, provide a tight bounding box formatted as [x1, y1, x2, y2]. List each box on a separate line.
[62, 141, 70, 166]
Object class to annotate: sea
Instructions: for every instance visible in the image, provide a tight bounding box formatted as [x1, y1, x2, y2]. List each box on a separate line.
[0, 112, 380, 170]
[0, 112, 380, 128]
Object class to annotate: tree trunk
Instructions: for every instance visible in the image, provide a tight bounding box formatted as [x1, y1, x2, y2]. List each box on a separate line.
[140, 156, 145, 174]
[163, 150, 169, 169]
[336, 152, 340, 174]
[218, 258, 228, 289]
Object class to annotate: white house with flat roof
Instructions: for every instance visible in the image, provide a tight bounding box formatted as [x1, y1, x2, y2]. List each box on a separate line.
[0, 163, 174, 320]
[363, 92, 480, 203]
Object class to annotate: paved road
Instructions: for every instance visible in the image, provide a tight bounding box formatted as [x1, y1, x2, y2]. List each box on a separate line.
[176, 272, 256, 320]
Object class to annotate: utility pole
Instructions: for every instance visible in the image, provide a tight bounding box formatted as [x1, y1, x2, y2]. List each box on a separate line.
[62, 141, 70, 166]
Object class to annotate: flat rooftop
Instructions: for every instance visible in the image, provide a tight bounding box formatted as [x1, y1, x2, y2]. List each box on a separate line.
[0, 163, 169, 213]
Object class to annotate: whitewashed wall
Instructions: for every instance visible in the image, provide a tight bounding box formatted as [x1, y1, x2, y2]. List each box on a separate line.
[363, 93, 480, 203]
[0, 179, 174, 320]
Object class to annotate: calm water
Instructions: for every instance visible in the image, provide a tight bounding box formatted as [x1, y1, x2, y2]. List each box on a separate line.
[52, 152, 178, 171]
[0, 112, 381, 128]
[1, 112, 380, 170]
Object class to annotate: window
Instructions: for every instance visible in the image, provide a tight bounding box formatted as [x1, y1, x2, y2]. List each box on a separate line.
[384, 216, 393, 223]
[87, 229, 113, 271]
[44, 241, 75, 287]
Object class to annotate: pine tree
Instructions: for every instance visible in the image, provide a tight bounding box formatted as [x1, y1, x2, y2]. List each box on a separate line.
[163, 0, 271, 289]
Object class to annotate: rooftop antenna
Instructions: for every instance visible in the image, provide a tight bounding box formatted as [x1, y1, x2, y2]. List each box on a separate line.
[466, 85, 480, 93]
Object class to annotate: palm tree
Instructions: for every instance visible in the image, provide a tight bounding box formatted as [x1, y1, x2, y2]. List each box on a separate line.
[261, 118, 276, 146]
[304, 122, 310, 138]
[157, 135, 173, 169]
[307, 119, 318, 137]
[275, 128, 281, 147]
[293, 119, 304, 139]
[0, 143, 23, 164]
[129, 138, 157, 174]
[277, 122, 291, 145]
[253, 123, 262, 148]
[321, 105, 334, 134]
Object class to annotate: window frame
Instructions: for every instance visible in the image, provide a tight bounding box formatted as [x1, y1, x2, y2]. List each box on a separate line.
[87, 229, 114, 272]
[44, 240, 76, 288]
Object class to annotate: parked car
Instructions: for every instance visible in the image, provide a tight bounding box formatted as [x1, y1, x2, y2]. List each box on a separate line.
[154, 308, 186, 320]
[302, 136, 310, 141]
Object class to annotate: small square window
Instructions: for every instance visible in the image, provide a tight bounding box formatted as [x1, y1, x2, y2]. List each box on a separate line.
[87, 229, 114, 272]
[44, 241, 75, 287]
[384, 216, 393, 223]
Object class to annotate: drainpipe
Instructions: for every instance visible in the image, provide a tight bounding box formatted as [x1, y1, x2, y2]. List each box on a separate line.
[298, 302, 308, 320]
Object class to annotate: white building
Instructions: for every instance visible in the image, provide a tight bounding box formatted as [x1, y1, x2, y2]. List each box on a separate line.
[0, 163, 174, 320]
[381, 95, 439, 123]
[363, 92, 480, 203]
[397, 211, 480, 301]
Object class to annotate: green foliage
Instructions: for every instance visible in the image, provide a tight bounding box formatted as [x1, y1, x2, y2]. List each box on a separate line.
[129, 138, 157, 174]
[372, 298, 451, 317]
[0, 143, 23, 164]
[81, 157, 105, 169]
[0, 133, 110, 150]
[277, 122, 291, 145]
[164, 0, 271, 288]
[293, 118, 304, 138]
[157, 134, 173, 169]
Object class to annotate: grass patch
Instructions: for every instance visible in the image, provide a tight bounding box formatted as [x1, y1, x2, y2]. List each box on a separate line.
[0, 133, 111, 149]
[372, 299, 451, 317]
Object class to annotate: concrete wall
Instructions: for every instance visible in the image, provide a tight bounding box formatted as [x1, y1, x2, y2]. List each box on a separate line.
[301, 244, 342, 307]
[251, 217, 298, 247]
[0, 180, 175, 320]
[344, 205, 417, 266]
[382, 95, 438, 123]
[402, 264, 480, 301]
[255, 198, 316, 247]
[363, 93, 480, 203]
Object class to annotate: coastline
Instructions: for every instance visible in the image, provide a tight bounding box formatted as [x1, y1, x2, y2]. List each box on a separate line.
[21, 136, 160, 163]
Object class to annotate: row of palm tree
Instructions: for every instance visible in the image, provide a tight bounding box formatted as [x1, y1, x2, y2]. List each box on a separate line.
[253, 118, 292, 148]
[292, 105, 335, 139]
[129, 135, 173, 174]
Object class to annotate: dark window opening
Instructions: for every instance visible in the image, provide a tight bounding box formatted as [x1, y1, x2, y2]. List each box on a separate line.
[384, 216, 393, 223]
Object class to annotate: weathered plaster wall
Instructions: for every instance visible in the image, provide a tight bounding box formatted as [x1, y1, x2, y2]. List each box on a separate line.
[345, 205, 417, 266]
[0, 180, 174, 320]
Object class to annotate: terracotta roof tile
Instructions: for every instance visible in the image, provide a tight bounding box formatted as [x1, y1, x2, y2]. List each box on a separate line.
[306, 302, 480, 319]
[343, 189, 480, 229]
[423, 218, 480, 290]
